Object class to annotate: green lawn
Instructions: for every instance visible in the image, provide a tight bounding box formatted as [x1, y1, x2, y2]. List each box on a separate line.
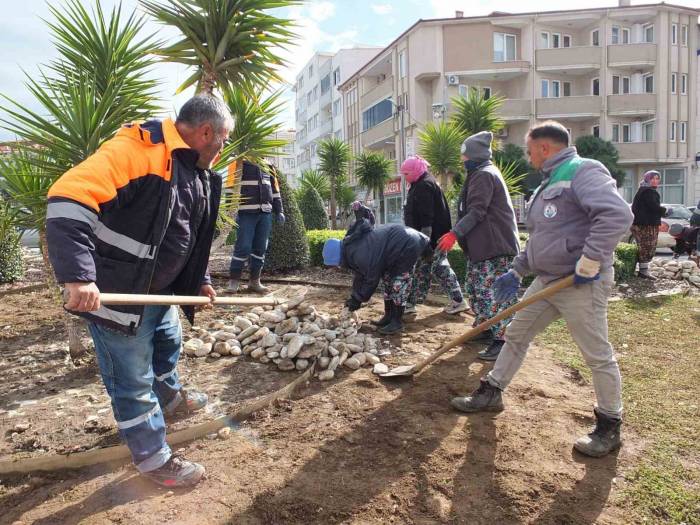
[536, 295, 700, 525]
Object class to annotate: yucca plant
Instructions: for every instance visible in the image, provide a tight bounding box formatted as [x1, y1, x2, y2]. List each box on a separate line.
[0, 0, 161, 360]
[494, 160, 526, 198]
[451, 88, 505, 139]
[355, 151, 393, 223]
[417, 121, 463, 186]
[318, 137, 350, 229]
[296, 169, 330, 202]
[140, 0, 299, 95]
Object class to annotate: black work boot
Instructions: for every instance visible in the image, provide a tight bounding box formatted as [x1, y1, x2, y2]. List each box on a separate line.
[478, 339, 505, 361]
[450, 379, 504, 413]
[142, 454, 205, 487]
[573, 408, 622, 457]
[371, 300, 393, 327]
[248, 270, 270, 294]
[378, 304, 404, 335]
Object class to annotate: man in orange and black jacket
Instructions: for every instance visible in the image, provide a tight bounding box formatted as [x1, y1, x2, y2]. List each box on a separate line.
[46, 96, 233, 487]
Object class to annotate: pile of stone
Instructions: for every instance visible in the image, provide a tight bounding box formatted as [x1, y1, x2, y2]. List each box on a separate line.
[182, 295, 392, 380]
[649, 257, 700, 287]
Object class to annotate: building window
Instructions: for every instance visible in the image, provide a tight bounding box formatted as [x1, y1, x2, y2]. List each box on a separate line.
[681, 74, 687, 95]
[622, 27, 630, 44]
[563, 81, 571, 97]
[681, 25, 688, 46]
[552, 80, 561, 98]
[612, 75, 620, 94]
[611, 26, 620, 44]
[333, 67, 341, 86]
[612, 75, 630, 95]
[659, 168, 685, 203]
[333, 99, 341, 117]
[671, 73, 677, 94]
[482, 87, 492, 99]
[612, 124, 620, 143]
[313, 86, 318, 99]
[320, 74, 331, 94]
[362, 98, 393, 131]
[642, 120, 655, 142]
[591, 29, 600, 46]
[643, 73, 654, 93]
[458, 84, 469, 98]
[541, 79, 549, 98]
[671, 23, 678, 45]
[493, 32, 516, 62]
[593, 125, 600, 138]
[552, 33, 561, 48]
[621, 169, 636, 202]
[670, 121, 676, 142]
[643, 24, 654, 43]
[399, 51, 406, 78]
[308, 64, 313, 78]
[592, 77, 600, 96]
[540, 31, 549, 48]
[622, 124, 631, 143]
[563, 34, 572, 47]
[623, 76, 630, 94]
[680, 122, 686, 143]
[307, 92, 312, 105]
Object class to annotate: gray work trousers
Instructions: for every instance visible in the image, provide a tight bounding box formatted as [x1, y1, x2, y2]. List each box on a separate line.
[487, 270, 622, 418]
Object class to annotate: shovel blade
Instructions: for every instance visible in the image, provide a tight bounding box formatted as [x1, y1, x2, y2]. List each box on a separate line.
[378, 364, 417, 378]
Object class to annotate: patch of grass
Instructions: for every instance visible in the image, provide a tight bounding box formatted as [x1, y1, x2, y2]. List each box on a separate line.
[537, 295, 700, 524]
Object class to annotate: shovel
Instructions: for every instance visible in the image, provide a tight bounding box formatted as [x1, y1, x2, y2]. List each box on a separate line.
[378, 274, 575, 378]
[99, 293, 282, 307]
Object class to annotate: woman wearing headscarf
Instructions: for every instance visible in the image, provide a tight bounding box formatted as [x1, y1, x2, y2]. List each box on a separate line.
[400, 155, 468, 315]
[631, 170, 666, 279]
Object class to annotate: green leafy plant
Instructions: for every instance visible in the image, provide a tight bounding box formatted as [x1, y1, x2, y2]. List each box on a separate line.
[450, 88, 505, 138]
[139, 0, 299, 95]
[417, 122, 463, 183]
[575, 135, 626, 187]
[266, 175, 309, 271]
[306, 229, 346, 266]
[296, 169, 330, 202]
[298, 187, 328, 230]
[318, 137, 351, 229]
[0, 202, 24, 284]
[613, 242, 639, 281]
[355, 150, 393, 221]
[495, 160, 527, 198]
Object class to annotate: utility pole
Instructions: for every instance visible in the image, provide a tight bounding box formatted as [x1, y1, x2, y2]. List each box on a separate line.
[398, 98, 407, 212]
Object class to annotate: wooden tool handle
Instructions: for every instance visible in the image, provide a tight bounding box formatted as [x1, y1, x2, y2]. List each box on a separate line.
[99, 293, 279, 306]
[413, 274, 575, 374]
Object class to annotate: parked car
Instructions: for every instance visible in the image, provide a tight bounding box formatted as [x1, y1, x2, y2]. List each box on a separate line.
[624, 204, 691, 250]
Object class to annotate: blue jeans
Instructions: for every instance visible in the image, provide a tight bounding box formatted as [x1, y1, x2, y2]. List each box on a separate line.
[88, 305, 182, 472]
[229, 212, 273, 277]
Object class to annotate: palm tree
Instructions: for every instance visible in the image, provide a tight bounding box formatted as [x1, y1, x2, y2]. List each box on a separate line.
[0, 0, 161, 360]
[209, 87, 289, 252]
[450, 88, 505, 139]
[355, 151, 393, 223]
[417, 122, 463, 187]
[496, 160, 527, 197]
[140, 0, 299, 95]
[296, 169, 330, 202]
[317, 137, 350, 229]
[335, 179, 356, 228]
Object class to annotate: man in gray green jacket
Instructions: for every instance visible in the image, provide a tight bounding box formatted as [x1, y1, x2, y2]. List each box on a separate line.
[451, 121, 633, 458]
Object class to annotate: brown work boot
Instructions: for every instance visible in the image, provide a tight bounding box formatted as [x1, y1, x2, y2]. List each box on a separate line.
[450, 379, 504, 413]
[248, 274, 270, 294]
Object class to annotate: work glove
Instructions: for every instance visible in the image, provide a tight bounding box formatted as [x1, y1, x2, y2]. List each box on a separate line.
[574, 255, 601, 285]
[345, 296, 362, 312]
[492, 270, 521, 303]
[436, 231, 457, 253]
[274, 213, 286, 225]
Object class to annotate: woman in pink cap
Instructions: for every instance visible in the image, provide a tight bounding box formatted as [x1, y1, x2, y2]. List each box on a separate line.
[400, 155, 468, 316]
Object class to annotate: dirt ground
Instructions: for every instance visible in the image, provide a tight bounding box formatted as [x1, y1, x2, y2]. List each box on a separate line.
[0, 270, 652, 525]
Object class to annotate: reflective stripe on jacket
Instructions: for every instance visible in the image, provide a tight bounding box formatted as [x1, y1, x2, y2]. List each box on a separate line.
[46, 119, 222, 334]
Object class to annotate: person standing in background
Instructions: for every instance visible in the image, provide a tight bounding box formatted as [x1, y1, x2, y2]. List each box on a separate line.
[631, 170, 665, 279]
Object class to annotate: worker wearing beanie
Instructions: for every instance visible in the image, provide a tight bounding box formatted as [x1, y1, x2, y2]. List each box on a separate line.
[400, 155, 468, 317]
[436, 131, 520, 361]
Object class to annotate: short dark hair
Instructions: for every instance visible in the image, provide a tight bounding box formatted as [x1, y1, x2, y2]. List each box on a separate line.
[176, 95, 234, 132]
[527, 121, 570, 146]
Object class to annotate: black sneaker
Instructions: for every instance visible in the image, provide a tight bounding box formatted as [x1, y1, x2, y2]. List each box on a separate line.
[142, 454, 205, 487]
[450, 379, 504, 413]
[478, 340, 505, 361]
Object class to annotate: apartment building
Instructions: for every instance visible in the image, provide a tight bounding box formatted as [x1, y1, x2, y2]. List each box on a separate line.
[264, 129, 297, 186]
[293, 47, 382, 178]
[341, 2, 699, 222]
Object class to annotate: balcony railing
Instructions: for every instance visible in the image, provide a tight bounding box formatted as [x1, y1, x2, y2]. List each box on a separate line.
[607, 44, 656, 68]
[360, 118, 394, 148]
[498, 99, 530, 121]
[361, 76, 394, 109]
[536, 96, 601, 118]
[536, 46, 602, 72]
[615, 142, 657, 162]
[607, 94, 656, 116]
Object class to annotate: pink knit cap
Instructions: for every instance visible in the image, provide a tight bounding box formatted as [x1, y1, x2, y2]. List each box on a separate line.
[400, 155, 430, 184]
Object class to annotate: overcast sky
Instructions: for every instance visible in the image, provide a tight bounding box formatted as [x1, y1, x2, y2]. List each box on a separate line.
[0, 0, 696, 141]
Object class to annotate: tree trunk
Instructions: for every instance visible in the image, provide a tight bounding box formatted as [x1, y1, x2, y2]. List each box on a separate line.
[39, 230, 87, 362]
[330, 174, 337, 230]
[198, 70, 217, 96]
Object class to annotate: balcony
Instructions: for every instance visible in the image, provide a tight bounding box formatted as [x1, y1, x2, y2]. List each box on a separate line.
[360, 118, 394, 148]
[536, 46, 602, 75]
[607, 44, 656, 69]
[536, 96, 601, 119]
[615, 142, 657, 163]
[607, 94, 656, 117]
[317, 118, 333, 138]
[361, 76, 394, 110]
[320, 88, 332, 109]
[498, 99, 530, 122]
[449, 60, 530, 81]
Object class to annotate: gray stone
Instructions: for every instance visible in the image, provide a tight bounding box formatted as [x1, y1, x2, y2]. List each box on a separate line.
[318, 370, 335, 381]
[287, 335, 304, 359]
[251, 348, 266, 360]
[373, 363, 389, 375]
[296, 359, 309, 371]
[344, 357, 361, 370]
[319, 356, 331, 368]
[261, 310, 286, 323]
[234, 317, 253, 331]
[213, 341, 231, 356]
[261, 333, 278, 348]
[364, 352, 380, 365]
[328, 356, 340, 371]
[277, 358, 296, 371]
[195, 342, 212, 357]
[238, 325, 259, 341]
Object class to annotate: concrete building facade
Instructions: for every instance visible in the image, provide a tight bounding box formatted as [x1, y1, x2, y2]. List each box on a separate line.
[293, 47, 382, 179]
[341, 2, 700, 222]
[264, 129, 297, 187]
